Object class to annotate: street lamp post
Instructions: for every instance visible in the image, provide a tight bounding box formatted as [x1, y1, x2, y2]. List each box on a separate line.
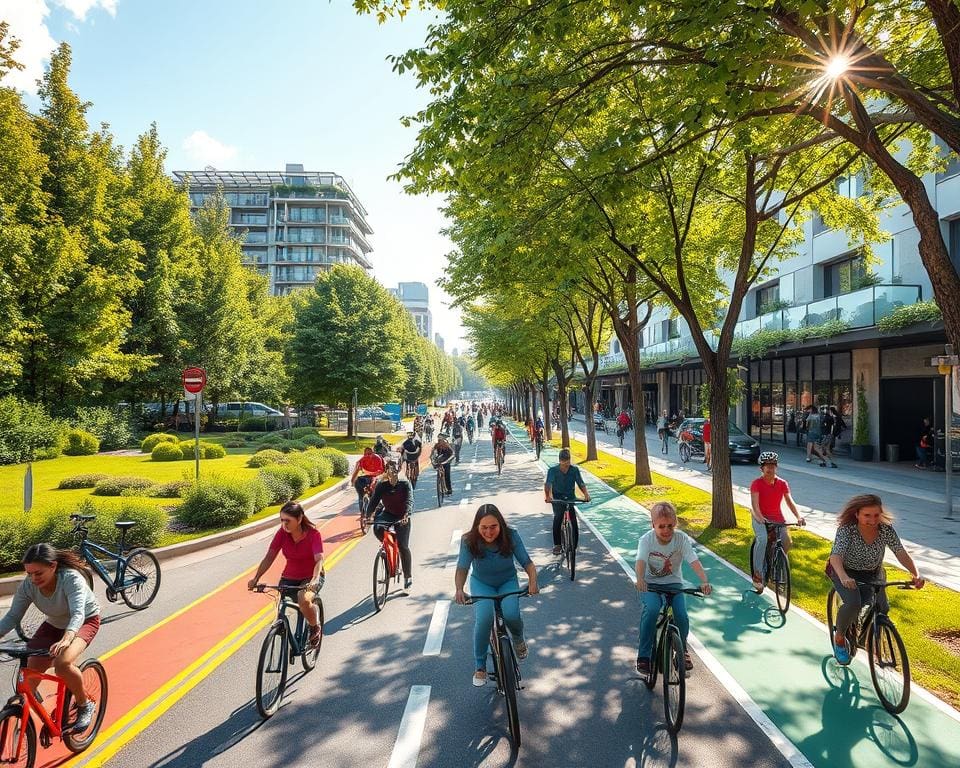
[932, 347, 958, 520]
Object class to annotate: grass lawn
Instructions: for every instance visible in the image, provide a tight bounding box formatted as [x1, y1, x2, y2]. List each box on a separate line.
[559, 437, 960, 708]
[318, 430, 406, 452]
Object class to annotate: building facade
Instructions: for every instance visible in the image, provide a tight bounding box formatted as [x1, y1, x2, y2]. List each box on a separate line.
[391, 282, 433, 339]
[585, 145, 960, 463]
[173, 164, 373, 295]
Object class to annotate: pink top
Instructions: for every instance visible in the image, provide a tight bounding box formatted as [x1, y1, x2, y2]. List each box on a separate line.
[268, 527, 324, 581]
[750, 477, 790, 524]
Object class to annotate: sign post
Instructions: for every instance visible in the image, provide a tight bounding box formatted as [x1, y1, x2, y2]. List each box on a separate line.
[931, 353, 958, 520]
[182, 367, 207, 480]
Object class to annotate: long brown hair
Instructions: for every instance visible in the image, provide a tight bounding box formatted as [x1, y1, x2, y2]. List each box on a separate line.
[837, 494, 893, 527]
[280, 501, 317, 531]
[463, 504, 514, 559]
[23, 543, 93, 581]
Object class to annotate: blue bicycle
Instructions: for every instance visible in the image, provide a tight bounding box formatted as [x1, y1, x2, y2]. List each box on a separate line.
[70, 514, 161, 610]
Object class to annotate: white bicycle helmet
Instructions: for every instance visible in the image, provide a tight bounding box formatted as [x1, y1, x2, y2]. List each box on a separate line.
[758, 451, 779, 465]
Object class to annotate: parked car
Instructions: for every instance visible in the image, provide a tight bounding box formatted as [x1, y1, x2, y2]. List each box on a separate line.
[675, 417, 761, 464]
[214, 402, 284, 420]
[593, 411, 608, 433]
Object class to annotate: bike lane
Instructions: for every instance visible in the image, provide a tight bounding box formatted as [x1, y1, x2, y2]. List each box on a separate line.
[511, 422, 960, 768]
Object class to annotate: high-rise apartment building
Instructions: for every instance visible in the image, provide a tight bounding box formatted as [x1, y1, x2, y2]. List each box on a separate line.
[173, 164, 373, 295]
[391, 282, 432, 339]
[434, 333, 445, 352]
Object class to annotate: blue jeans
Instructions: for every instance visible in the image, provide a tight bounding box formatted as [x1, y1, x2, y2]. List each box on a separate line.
[751, 518, 770, 577]
[470, 575, 523, 670]
[637, 584, 688, 660]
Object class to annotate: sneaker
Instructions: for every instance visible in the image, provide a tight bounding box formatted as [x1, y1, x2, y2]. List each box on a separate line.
[552, 545, 562, 555]
[472, 670, 487, 687]
[805, 457, 811, 463]
[309, 625, 322, 648]
[684, 651, 693, 671]
[830, 462, 838, 468]
[819, 462, 827, 467]
[404, 577, 413, 590]
[515, 639, 528, 660]
[636, 657, 651, 676]
[72, 700, 96, 731]
[834, 639, 851, 665]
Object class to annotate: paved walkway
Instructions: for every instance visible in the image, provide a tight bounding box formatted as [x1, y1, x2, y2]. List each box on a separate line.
[564, 415, 960, 592]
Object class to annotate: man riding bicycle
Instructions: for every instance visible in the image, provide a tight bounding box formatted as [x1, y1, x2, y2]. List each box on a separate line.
[431, 434, 455, 496]
[491, 419, 507, 462]
[398, 430, 422, 488]
[466, 413, 476, 441]
[544, 448, 591, 555]
[374, 435, 391, 460]
[424, 415, 435, 442]
[452, 419, 465, 464]
[368, 461, 414, 590]
[350, 446, 385, 510]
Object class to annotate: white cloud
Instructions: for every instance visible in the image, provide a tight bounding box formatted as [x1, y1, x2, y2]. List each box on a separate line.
[0, 0, 118, 94]
[182, 130, 239, 167]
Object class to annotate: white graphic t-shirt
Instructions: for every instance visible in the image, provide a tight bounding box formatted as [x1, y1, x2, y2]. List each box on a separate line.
[635, 529, 697, 584]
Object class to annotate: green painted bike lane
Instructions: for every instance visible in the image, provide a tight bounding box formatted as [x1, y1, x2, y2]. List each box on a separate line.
[508, 422, 960, 767]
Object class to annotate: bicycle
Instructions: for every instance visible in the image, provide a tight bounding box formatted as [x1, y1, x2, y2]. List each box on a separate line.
[639, 585, 704, 734]
[678, 433, 704, 464]
[252, 581, 325, 718]
[466, 426, 474, 444]
[403, 454, 420, 489]
[534, 429, 543, 461]
[372, 518, 409, 612]
[462, 589, 529, 749]
[494, 439, 505, 475]
[749, 521, 803, 614]
[432, 457, 452, 507]
[616, 425, 626, 451]
[70, 514, 161, 610]
[549, 498, 586, 581]
[0, 643, 108, 766]
[826, 579, 915, 714]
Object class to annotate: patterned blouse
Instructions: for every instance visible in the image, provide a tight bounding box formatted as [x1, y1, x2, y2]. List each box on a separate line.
[830, 524, 904, 571]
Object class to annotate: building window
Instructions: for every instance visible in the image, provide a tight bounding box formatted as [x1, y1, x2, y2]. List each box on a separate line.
[836, 173, 865, 199]
[813, 212, 831, 235]
[824, 253, 868, 297]
[756, 282, 780, 315]
[612, 339, 621, 355]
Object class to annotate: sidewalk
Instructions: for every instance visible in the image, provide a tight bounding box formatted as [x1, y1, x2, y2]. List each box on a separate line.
[565, 415, 960, 592]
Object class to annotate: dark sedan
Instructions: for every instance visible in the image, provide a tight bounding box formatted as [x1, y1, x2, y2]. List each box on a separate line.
[675, 418, 761, 464]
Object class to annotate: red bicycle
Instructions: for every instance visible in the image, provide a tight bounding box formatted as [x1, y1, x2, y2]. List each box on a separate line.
[372, 518, 408, 612]
[0, 644, 108, 767]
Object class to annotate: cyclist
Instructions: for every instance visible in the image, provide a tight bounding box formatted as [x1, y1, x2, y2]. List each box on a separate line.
[398, 430, 422, 488]
[454, 504, 540, 686]
[368, 461, 415, 590]
[248, 501, 325, 648]
[431, 433, 455, 495]
[465, 412, 476, 442]
[827, 493, 924, 665]
[413, 414, 424, 439]
[635, 502, 712, 675]
[451, 419, 465, 464]
[424, 414, 435, 442]
[750, 451, 805, 593]
[544, 448, 592, 555]
[616, 409, 632, 434]
[491, 419, 508, 463]
[374, 434, 391, 460]
[350, 446, 385, 510]
[0, 544, 101, 730]
[656, 410, 670, 455]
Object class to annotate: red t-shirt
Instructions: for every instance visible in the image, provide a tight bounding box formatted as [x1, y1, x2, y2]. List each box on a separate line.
[702, 421, 711, 443]
[357, 454, 385, 476]
[750, 477, 789, 523]
[268, 527, 324, 580]
[493, 426, 506, 441]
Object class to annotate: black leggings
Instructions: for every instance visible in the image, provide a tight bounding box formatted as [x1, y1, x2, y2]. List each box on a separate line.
[552, 501, 580, 548]
[374, 517, 412, 577]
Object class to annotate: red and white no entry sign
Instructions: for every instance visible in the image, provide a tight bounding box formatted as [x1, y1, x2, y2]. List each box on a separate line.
[182, 366, 207, 394]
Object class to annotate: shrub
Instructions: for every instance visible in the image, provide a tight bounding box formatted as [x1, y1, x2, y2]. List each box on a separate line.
[279, 440, 307, 453]
[147, 480, 194, 498]
[0, 397, 64, 465]
[223, 439, 246, 448]
[92, 476, 155, 496]
[290, 426, 321, 439]
[62, 428, 100, 456]
[257, 433, 285, 446]
[89, 500, 167, 547]
[300, 434, 326, 448]
[239, 417, 270, 432]
[318, 447, 349, 476]
[71, 406, 133, 451]
[258, 464, 310, 503]
[256, 470, 294, 505]
[58, 473, 109, 490]
[151, 442, 184, 462]
[247, 449, 287, 468]
[248, 477, 272, 511]
[202, 442, 227, 459]
[289, 453, 333, 487]
[178, 477, 259, 529]
[141, 432, 178, 453]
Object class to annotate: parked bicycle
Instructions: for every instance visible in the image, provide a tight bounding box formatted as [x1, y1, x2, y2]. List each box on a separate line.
[70, 514, 161, 610]
[826, 579, 915, 714]
[640, 585, 704, 734]
[749, 521, 803, 614]
[372, 518, 409, 612]
[0, 643, 108, 766]
[463, 589, 529, 749]
[252, 581, 324, 718]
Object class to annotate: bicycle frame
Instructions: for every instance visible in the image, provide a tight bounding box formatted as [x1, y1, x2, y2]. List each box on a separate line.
[77, 539, 129, 591]
[7, 665, 70, 750]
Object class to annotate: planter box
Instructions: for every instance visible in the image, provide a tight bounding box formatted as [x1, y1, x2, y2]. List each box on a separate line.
[851, 444, 874, 462]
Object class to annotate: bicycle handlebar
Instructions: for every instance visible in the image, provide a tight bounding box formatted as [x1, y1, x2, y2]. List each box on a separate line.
[373, 517, 410, 529]
[0, 643, 50, 659]
[70, 514, 96, 522]
[646, 584, 706, 597]
[462, 588, 530, 605]
[545, 498, 588, 505]
[253, 580, 325, 594]
[856, 579, 917, 589]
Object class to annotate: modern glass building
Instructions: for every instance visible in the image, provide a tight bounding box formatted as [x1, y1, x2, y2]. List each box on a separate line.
[173, 164, 373, 295]
[390, 282, 432, 339]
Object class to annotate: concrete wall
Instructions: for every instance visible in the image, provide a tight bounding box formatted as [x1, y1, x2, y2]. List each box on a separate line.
[853, 348, 881, 460]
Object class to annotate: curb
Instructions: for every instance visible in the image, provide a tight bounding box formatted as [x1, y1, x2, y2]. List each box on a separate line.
[0, 478, 350, 598]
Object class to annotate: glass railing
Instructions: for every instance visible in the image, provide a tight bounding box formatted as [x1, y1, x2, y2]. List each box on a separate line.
[329, 216, 350, 225]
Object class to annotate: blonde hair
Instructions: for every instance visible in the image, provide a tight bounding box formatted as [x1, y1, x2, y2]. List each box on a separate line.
[837, 494, 893, 527]
[649, 501, 678, 522]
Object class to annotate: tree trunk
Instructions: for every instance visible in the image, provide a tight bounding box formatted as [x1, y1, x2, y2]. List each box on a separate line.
[552, 360, 571, 448]
[625, 353, 653, 485]
[705, 362, 737, 529]
[583, 380, 598, 461]
[541, 373, 553, 442]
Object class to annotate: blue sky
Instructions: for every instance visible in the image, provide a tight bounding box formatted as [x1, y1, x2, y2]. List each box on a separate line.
[1, 0, 466, 351]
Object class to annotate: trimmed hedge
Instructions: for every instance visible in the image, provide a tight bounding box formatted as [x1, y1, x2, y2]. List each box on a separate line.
[290, 427, 322, 439]
[177, 477, 263, 529]
[279, 440, 308, 453]
[247, 449, 287, 468]
[147, 480, 194, 498]
[58, 473, 109, 490]
[258, 465, 310, 504]
[318, 447, 349, 476]
[92, 476, 155, 496]
[176, 441, 226, 459]
[62, 428, 100, 456]
[289, 453, 333, 487]
[300, 434, 326, 448]
[151, 442, 184, 461]
[141, 433, 178, 453]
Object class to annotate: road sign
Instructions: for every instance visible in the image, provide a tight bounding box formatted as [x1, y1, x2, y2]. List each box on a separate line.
[182, 367, 207, 394]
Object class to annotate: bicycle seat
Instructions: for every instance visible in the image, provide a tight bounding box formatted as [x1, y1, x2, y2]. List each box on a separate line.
[114, 521, 137, 530]
[0, 644, 47, 659]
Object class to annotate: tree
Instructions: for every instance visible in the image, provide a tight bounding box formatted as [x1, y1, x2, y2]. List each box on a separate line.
[287, 265, 408, 436]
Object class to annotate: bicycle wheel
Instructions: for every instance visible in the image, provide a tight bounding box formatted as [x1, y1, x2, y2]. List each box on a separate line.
[120, 548, 161, 610]
[869, 617, 910, 714]
[826, 588, 858, 661]
[498, 634, 522, 749]
[679, 442, 691, 463]
[535, 439, 541, 461]
[772, 550, 791, 615]
[359, 495, 369, 535]
[562, 518, 576, 581]
[0, 704, 35, 768]
[373, 550, 390, 612]
[497, 448, 503, 475]
[62, 659, 108, 752]
[663, 625, 686, 734]
[436, 471, 443, 507]
[255, 623, 288, 718]
[643, 631, 660, 691]
[301, 597, 324, 672]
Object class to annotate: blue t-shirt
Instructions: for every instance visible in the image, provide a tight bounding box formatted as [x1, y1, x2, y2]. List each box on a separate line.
[545, 464, 586, 499]
[457, 527, 532, 588]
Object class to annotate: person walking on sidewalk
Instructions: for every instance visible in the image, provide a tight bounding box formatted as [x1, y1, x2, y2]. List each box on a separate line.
[820, 407, 839, 468]
[915, 417, 935, 469]
[750, 452, 805, 592]
[656, 410, 670, 455]
[804, 405, 828, 467]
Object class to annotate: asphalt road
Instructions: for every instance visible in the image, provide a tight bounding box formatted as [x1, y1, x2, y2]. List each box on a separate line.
[87, 432, 790, 768]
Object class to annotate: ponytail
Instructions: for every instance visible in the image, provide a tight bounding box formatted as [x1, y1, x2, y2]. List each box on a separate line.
[23, 543, 93, 582]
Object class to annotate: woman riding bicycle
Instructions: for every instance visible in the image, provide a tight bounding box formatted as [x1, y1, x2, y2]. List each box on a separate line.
[750, 451, 805, 593]
[827, 494, 924, 664]
[454, 504, 539, 687]
[248, 501, 325, 649]
[368, 460, 415, 590]
[0, 544, 101, 730]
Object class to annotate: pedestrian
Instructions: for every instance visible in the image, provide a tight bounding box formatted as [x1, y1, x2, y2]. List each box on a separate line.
[819, 407, 838, 468]
[656, 410, 670, 455]
[829, 406, 845, 459]
[804, 405, 827, 466]
[702, 414, 712, 471]
[915, 417, 935, 469]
